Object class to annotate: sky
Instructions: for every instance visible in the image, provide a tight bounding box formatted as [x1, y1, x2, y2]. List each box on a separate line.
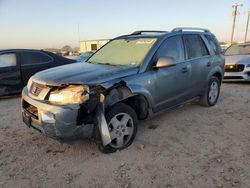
[0, 0, 250, 49]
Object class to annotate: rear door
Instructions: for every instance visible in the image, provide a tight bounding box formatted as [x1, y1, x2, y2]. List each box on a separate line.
[20, 51, 54, 86]
[0, 52, 21, 96]
[183, 34, 211, 96]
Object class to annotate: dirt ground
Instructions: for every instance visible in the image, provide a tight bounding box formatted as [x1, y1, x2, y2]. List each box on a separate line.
[0, 83, 250, 188]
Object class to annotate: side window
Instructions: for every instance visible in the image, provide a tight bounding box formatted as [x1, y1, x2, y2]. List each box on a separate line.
[156, 36, 185, 62]
[183, 35, 209, 60]
[0, 53, 17, 68]
[21, 51, 52, 65]
[205, 34, 222, 55]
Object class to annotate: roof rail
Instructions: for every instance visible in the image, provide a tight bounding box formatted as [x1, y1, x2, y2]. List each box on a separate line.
[172, 27, 210, 33]
[132, 30, 168, 35]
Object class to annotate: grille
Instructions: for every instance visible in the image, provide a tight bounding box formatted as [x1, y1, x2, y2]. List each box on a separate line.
[23, 100, 38, 119]
[225, 64, 245, 72]
[30, 82, 45, 96]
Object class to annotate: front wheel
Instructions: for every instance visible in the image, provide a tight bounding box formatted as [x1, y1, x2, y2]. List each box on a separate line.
[200, 76, 221, 107]
[98, 103, 138, 153]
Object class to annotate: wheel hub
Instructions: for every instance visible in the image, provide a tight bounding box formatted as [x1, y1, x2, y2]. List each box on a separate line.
[108, 113, 134, 149]
[209, 81, 219, 104]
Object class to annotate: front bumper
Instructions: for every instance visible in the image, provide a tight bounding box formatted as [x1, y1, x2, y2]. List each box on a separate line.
[21, 87, 94, 139]
[224, 66, 250, 82]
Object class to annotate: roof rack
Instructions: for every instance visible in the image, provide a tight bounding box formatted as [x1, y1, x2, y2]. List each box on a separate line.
[132, 30, 168, 35]
[172, 27, 210, 33]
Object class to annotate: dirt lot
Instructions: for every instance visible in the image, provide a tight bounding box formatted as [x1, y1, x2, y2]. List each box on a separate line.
[0, 83, 250, 188]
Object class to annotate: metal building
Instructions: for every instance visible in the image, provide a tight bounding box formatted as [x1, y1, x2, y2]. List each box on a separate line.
[80, 39, 109, 53]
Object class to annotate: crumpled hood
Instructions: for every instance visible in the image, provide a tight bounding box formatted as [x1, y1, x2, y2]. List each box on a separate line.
[32, 62, 139, 86]
[225, 55, 250, 65]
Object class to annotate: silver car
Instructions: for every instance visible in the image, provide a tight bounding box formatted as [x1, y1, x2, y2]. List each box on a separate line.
[224, 43, 250, 82]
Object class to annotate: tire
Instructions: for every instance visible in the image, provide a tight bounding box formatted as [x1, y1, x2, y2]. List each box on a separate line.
[200, 76, 221, 107]
[98, 103, 138, 153]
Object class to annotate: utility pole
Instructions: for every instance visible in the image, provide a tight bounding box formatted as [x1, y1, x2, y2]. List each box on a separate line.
[230, 3, 243, 44]
[77, 23, 80, 43]
[244, 11, 250, 43]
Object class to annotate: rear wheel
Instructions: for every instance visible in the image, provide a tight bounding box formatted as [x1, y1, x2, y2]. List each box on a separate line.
[98, 103, 138, 153]
[200, 76, 221, 107]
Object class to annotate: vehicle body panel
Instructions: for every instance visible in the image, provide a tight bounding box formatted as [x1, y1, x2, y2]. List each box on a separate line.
[33, 62, 139, 86]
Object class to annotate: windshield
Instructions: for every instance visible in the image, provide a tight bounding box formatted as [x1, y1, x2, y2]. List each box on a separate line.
[87, 38, 157, 67]
[225, 44, 250, 56]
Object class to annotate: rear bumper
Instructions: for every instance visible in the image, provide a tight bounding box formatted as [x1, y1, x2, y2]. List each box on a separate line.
[21, 87, 94, 139]
[224, 67, 250, 82]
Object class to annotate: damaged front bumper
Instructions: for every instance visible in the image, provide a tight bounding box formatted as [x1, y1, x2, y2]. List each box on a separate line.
[22, 87, 96, 139]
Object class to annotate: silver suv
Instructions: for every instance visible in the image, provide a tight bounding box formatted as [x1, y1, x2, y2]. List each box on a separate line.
[21, 28, 225, 153]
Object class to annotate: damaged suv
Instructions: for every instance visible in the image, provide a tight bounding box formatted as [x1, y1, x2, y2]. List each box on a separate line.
[22, 28, 224, 153]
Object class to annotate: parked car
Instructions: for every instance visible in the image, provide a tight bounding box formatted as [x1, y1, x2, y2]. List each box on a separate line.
[224, 43, 250, 82]
[0, 49, 77, 96]
[21, 28, 224, 153]
[70, 51, 95, 62]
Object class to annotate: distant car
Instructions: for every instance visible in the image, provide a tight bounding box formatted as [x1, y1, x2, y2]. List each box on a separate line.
[70, 51, 95, 62]
[224, 43, 250, 82]
[0, 49, 77, 96]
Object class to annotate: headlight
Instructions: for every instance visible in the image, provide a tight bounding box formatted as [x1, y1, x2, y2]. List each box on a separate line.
[27, 77, 33, 90]
[49, 85, 89, 105]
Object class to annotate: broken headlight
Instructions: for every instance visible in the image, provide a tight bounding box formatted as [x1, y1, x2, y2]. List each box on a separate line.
[49, 85, 89, 105]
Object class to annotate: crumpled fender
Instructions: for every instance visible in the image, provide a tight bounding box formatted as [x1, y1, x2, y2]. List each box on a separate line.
[96, 94, 111, 146]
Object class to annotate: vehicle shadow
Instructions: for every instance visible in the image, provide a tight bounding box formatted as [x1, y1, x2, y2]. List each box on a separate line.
[223, 82, 250, 86]
[0, 94, 20, 101]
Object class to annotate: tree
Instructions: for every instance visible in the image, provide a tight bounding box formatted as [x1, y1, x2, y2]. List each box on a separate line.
[61, 45, 72, 52]
[73, 47, 80, 52]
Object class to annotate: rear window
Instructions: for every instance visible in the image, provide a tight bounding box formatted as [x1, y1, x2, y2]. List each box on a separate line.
[183, 35, 209, 59]
[205, 35, 222, 55]
[21, 51, 52, 65]
[0, 53, 17, 68]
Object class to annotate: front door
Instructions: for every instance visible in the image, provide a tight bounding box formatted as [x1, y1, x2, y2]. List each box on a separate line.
[0, 52, 21, 96]
[150, 35, 193, 112]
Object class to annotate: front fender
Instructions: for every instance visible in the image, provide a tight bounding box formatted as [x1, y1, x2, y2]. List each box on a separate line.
[126, 84, 154, 109]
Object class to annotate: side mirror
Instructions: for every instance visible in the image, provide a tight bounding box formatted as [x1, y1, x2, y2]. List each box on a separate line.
[154, 56, 176, 69]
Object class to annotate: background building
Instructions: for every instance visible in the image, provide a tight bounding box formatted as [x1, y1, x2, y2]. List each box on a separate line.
[80, 39, 109, 53]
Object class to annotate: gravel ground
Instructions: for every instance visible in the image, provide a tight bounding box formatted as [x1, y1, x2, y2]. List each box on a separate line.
[0, 83, 250, 188]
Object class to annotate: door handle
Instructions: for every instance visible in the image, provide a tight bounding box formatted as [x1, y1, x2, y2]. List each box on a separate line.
[182, 67, 188, 73]
[207, 62, 212, 67]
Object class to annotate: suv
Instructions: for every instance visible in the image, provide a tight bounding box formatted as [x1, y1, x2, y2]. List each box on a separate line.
[21, 28, 225, 153]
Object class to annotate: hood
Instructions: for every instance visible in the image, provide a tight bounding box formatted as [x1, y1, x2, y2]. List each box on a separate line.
[32, 62, 139, 86]
[225, 55, 250, 65]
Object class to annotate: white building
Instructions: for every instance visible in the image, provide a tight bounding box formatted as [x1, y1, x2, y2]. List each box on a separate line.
[80, 39, 109, 53]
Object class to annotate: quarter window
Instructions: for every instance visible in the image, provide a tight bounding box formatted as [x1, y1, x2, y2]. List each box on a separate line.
[21, 51, 52, 65]
[0, 53, 17, 68]
[205, 35, 222, 55]
[156, 36, 185, 62]
[183, 35, 209, 59]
